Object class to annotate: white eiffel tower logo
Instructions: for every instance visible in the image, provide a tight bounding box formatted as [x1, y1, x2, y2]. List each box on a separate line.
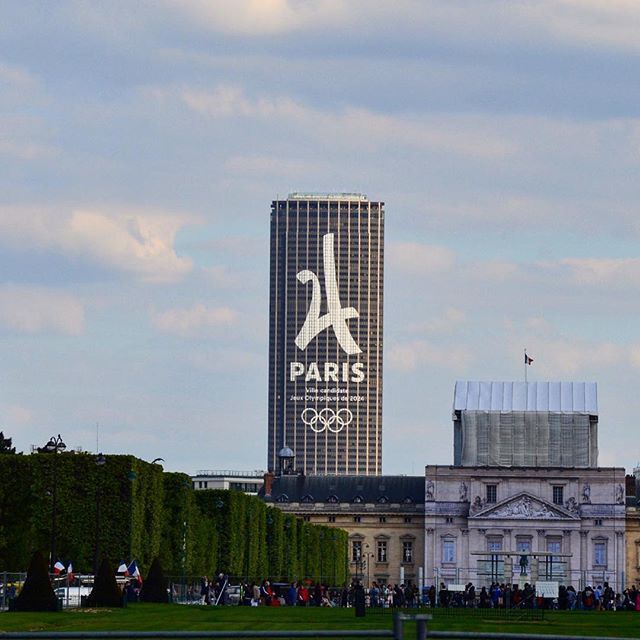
[295, 233, 361, 355]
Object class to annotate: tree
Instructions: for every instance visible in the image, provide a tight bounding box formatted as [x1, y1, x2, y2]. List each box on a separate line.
[140, 556, 168, 603]
[86, 558, 124, 607]
[13, 550, 58, 611]
[0, 431, 16, 454]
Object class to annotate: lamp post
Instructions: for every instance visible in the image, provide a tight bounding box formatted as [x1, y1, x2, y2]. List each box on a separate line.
[319, 531, 324, 584]
[365, 551, 374, 588]
[93, 453, 106, 575]
[127, 470, 137, 561]
[38, 435, 66, 572]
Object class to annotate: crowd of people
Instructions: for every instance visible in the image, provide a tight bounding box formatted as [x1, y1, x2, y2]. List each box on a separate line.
[193, 576, 640, 611]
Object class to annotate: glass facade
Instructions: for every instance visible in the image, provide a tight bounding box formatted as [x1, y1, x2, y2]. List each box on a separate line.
[268, 196, 384, 475]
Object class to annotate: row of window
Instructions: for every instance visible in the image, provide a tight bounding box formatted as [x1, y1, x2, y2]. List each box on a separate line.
[304, 515, 413, 524]
[482, 483, 566, 506]
[352, 540, 413, 564]
[439, 537, 608, 567]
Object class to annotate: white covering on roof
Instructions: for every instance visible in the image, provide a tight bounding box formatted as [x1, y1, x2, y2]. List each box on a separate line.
[454, 381, 598, 415]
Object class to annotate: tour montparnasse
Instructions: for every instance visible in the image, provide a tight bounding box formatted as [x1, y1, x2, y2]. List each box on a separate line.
[268, 193, 384, 476]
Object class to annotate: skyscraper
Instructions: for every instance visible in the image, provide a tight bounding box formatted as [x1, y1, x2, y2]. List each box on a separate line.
[268, 193, 384, 475]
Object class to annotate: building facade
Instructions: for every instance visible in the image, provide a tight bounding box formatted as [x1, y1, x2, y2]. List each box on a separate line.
[426, 381, 626, 591]
[425, 465, 626, 590]
[625, 469, 640, 587]
[263, 474, 423, 587]
[268, 193, 384, 475]
[191, 470, 264, 494]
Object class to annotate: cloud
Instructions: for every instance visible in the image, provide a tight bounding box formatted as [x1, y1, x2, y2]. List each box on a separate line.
[0, 206, 194, 283]
[388, 339, 471, 372]
[0, 285, 84, 335]
[169, 84, 512, 159]
[159, 0, 346, 35]
[407, 307, 466, 335]
[152, 303, 238, 335]
[561, 257, 640, 287]
[387, 242, 455, 275]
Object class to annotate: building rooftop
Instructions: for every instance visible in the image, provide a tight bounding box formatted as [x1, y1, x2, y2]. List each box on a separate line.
[454, 381, 598, 414]
[286, 192, 368, 201]
[262, 474, 424, 504]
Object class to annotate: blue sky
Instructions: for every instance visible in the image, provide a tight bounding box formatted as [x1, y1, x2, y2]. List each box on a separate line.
[2, 1, 640, 474]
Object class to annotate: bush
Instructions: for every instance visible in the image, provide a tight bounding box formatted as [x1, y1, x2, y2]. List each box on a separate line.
[140, 556, 168, 603]
[86, 558, 123, 607]
[13, 550, 58, 612]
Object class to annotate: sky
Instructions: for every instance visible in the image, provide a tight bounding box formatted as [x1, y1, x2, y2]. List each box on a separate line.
[2, 0, 640, 475]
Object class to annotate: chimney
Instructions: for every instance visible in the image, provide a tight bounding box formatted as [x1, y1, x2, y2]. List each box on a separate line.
[263, 470, 275, 497]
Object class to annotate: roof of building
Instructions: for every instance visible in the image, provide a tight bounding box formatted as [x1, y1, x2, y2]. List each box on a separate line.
[454, 381, 598, 414]
[262, 474, 424, 504]
[286, 192, 368, 201]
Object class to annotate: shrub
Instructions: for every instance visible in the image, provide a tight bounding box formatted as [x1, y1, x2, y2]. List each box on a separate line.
[140, 556, 168, 603]
[13, 550, 58, 612]
[86, 558, 123, 607]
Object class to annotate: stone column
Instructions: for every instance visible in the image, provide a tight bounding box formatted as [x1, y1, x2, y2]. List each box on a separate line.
[461, 529, 469, 583]
[579, 530, 589, 589]
[563, 529, 573, 583]
[425, 528, 435, 585]
[615, 531, 624, 592]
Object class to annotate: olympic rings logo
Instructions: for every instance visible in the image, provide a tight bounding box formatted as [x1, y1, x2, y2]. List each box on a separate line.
[301, 408, 353, 433]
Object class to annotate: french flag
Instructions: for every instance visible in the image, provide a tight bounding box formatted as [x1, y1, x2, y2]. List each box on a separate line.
[117, 561, 129, 575]
[128, 560, 142, 585]
[53, 561, 65, 574]
[67, 562, 74, 582]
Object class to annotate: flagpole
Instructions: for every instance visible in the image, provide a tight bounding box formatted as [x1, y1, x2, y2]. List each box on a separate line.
[524, 348, 528, 383]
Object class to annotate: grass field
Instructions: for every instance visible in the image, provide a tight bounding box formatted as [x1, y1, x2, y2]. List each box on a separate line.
[1, 605, 639, 638]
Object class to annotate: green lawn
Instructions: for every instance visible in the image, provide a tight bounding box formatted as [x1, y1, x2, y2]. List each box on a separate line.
[0, 605, 639, 638]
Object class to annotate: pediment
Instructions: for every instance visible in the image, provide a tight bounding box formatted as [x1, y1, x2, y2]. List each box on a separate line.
[470, 492, 578, 520]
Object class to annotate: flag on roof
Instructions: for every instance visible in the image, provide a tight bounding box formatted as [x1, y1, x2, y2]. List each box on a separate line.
[117, 561, 129, 575]
[128, 560, 142, 584]
[67, 562, 74, 582]
[525, 353, 534, 365]
[53, 560, 65, 574]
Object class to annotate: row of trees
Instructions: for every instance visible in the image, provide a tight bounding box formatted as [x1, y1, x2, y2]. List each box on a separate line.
[0, 453, 349, 583]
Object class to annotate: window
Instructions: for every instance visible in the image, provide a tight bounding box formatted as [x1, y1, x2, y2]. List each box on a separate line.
[328, 516, 336, 523]
[352, 541, 362, 562]
[552, 486, 564, 506]
[516, 538, 532, 553]
[404, 517, 412, 523]
[486, 484, 497, 503]
[379, 516, 386, 523]
[487, 537, 502, 552]
[377, 540, 388, 563]
[445, 517, 453, 524]
[403, 541, 413, 563]
[442, 540, 455, 563]
[594, 519, 603, 526]
[594, 542, 607, 566]
[353, 515, 361, 523]
[303, 515, 310, 522]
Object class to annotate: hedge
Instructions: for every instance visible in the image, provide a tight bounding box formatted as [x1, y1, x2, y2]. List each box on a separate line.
[0, 454, 348, 584]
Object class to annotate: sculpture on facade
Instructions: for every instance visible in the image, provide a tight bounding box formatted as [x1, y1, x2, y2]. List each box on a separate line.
[615, 483, 624, 504]
[459, 481, 468, 502]
[426, 479, 435, 501]
[470, 495, 484, 514]
[564, 496, 579, 515]
[582, 482, 591, 504]
[484, 495, 562, 519]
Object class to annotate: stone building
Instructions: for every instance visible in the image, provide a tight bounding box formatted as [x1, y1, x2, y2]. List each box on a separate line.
[426, 381, 626, 591]
[263, 473, 424, 586]
[625, 469, 640, 587]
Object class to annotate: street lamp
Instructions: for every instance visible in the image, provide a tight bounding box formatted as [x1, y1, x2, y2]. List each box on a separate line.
[93, 453, 106, 575]
[127, 470, 137, 561]
[365, 550, 374, 588]
[38, 435, 66, 572]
